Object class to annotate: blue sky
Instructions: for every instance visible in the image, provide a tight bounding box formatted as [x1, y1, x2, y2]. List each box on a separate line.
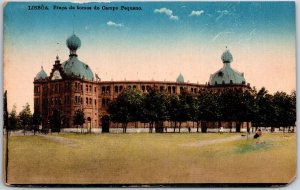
[3, 1, 296, 112]
[4, 2, 295, 48]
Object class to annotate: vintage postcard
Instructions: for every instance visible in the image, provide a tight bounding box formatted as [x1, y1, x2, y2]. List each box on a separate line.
[3, 0, 296, 186]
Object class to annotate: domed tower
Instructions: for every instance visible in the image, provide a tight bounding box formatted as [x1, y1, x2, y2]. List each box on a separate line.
[176, 73, 184, 83]
[35, 66, 48, 80]
[209, 48, 246, 85]
[62, 34, 94, 81]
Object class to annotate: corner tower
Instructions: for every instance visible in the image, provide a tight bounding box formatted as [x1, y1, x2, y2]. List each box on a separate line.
[209, 48, 246, 85]
[62, 34, 94, 81]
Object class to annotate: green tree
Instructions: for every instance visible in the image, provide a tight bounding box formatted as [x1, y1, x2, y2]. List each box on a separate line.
[197, 89, 220, 132]
[108, 88, 143, 133]
[218, 88, 255, 132]
[32, 110, 42, 135]
[252, 87, 275, 131]
[177, 92, 194, 132]
[166, 94, 180, 132]
[50, 109, 62, 133]
[143, 88, 168, 133]
[273, 91, 296, 132]
[19, 103, 32, 135]
[73, 109, 85, 133]
[8, 104, 18, 131]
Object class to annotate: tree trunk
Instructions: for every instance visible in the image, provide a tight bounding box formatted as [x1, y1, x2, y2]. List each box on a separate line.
[179, 122, 181, 133]
[174, 122, 176, 133]
[149, 122, 154, 133]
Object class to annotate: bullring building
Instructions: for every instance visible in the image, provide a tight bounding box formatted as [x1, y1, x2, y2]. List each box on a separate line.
[34, 34, 250, 131]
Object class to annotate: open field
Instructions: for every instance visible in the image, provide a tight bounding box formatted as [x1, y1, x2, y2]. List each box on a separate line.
[4, 133, 296, 185]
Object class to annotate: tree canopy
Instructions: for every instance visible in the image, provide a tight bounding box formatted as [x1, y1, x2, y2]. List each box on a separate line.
[108, 87, 296, 132]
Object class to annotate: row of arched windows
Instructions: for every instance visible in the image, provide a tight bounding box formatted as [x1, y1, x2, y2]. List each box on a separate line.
[100, 84, 202, 95]
[74, 82, 97, 93]
[74, 96, 97, 106]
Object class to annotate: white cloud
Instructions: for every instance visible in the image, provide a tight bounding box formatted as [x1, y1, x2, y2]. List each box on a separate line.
[189, 10, 204, 16]
[107, 21, 124, 27]
[154, 8, 179, 21]
[170, 15, 179, 20]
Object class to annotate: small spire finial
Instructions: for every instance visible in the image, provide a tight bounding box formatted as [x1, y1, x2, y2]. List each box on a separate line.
[72, 14, 75, 34]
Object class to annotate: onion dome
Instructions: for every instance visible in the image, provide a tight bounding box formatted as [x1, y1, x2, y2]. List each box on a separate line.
[176, 73, 184, 83]
[62, 34, 94, 81]
[209, 48, 246, 85]
[66, 34, 81, 56]
[35, 66, 48, 80]
[221, 49, 233, 63]
[62, 57, 94, 81]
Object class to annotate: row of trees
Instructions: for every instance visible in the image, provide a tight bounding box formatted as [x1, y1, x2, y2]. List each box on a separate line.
[6, 102, 87, 135]
[108, 87, 296, 133]
[7, 103, 43, 135]
[4, 86, 296, 134]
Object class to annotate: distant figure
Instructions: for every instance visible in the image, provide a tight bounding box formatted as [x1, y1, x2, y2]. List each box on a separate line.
[254, 129, 262, 139]
[219, 126, 224, 134]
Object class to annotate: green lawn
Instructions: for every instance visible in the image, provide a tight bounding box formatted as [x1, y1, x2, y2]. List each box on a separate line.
[4, 133, 296, 185]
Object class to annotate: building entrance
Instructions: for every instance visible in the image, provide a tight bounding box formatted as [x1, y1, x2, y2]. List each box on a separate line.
[101, 115, 110, 133]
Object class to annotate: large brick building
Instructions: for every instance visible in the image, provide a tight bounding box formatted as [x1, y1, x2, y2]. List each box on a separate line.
[34, 34, 250, 131]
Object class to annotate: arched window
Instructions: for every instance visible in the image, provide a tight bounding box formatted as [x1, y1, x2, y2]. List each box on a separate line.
[168, 86, 171, 93]
[172, 86, 176, 94]
[160, 86, 164, 92]
[89, 98, 92, 105]
[86, 98, 88, 105]
[180, 87, 184, 93]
